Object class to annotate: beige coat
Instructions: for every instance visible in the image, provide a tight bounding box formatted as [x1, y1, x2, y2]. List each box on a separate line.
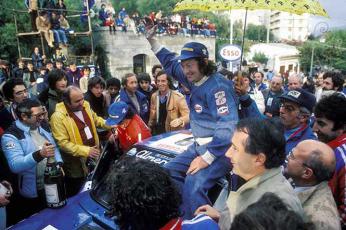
[148, 90, 189, 132]
[218, 168, 305, 230]
[35, 16, 54, 46]
[28, 0, 38, 10]
[297, 182, 341, 230]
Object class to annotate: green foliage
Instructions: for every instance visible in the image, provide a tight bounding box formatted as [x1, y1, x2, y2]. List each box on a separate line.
[112, 0, 179, 15]
[252, 52, 268, 64]
[298, 30, 346, 72]
[246, 24, 273, 42]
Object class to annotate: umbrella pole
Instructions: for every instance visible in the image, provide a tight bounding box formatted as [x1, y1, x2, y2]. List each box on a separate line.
[240, 8, 248, 70]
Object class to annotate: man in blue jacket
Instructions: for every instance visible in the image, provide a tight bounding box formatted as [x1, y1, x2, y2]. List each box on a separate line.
[119, 73, 150, 124]
[1, 98, 63, 220]
[279, 88, 317, 154]
[146, 26, 261, 219]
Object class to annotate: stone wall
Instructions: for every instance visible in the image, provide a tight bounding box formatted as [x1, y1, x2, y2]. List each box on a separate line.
[93, 29, 216, 78]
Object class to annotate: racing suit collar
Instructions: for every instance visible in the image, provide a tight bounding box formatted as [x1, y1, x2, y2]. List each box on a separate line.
[194, 76, 208, 87]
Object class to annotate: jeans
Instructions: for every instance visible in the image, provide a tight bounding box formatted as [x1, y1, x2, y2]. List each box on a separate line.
[164, 143, 231, 219]
[52, 29, 67, 44]
[0, 207, 5, 229]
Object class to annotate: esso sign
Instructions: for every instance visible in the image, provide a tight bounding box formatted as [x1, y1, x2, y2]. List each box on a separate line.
[219, 45, 242, 62]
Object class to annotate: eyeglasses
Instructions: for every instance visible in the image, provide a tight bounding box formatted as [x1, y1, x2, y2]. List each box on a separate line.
[14, 89, 28, 96]
[287, 150, 312, 171]
[280, 103, 298, 113]
[31, 108, 47, 120]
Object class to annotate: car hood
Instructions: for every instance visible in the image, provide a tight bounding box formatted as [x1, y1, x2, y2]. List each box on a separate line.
[9, 191, 118, 230]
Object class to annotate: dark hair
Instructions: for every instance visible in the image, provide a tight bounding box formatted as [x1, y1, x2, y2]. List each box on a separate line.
[55, 59, 64, 64]
[322, 71, 344, 91]
[106, 78, 121, 89]
[2, 78, 26, 100]
[231, 193, 309, 230]
[194, 57, 217, 76]
[255, 71, 264, 79]
[15, 98, 42, 120]
[124, 107, 135, 120]
[137, 72, 151, 83]
[218, 68, 234, 80]
[87, 76, 105, 91]
[314, 93, 346, 131]
[304, 149, 335, 183]
[151, 64, 162, 76]
[236, 118, 286, 169]
[107, 157, 181, 230]
[155, 70, 174, 89]
[48, 69, 67, 90]
[82, 65, 91, 71]
[121, 73, 137, 87]
[39, 11, 48, 16]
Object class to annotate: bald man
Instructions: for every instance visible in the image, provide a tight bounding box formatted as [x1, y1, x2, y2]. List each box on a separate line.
[284, 140, 340, 230]
[288, 74, 303, 91]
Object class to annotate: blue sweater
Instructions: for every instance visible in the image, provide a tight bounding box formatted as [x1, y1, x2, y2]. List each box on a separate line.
[119, 89, 149, 124]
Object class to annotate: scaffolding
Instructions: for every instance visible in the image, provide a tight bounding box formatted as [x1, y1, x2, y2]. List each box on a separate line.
[12, 1, 94, 65]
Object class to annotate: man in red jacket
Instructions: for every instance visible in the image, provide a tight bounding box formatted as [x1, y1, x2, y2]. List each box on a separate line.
[106, 101, 151, 152]
[313, 93, 346, 228]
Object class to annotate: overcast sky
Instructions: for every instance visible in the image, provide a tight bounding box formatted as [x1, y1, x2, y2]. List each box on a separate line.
[310, 0, 346, 34]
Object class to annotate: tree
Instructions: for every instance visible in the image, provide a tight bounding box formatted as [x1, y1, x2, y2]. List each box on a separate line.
[298, 30, 346, 72]
[246, 24, 274, 42]
[252, 52, 268, 65]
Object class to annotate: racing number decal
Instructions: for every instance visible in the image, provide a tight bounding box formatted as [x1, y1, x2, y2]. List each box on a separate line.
[215, 91, 229, 115]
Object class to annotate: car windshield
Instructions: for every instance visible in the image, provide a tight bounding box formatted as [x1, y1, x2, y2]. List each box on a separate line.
[90, 142, 121, 210]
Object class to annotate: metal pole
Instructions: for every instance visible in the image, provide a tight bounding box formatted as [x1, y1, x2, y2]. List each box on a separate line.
[13, 11, 22, 58]
[86, 0, 94, 63]
[309, 46, 314, 78]
[266, 11, 270, 43]
[240, 8, 248, 70]
[229, 10, 233, 44]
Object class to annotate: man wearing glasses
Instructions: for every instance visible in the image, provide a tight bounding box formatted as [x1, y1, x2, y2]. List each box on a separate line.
[1, 98, 62, 221]
[2, 78, 29, 124]
[284, 140, 340, 230]
[278, 88, 316, 155]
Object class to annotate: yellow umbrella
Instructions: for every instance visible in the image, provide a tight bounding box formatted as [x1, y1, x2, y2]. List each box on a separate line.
[174, 0, 328, 17]
[173, 0, 328, 67]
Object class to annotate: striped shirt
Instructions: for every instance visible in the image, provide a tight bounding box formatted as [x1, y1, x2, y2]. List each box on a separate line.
[328, 133, 346, 227]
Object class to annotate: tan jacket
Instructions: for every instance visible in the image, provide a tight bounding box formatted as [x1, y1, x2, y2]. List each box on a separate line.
[297, 182, 341, 230]
[28, 0, 38, 10]
[148, 90, 189, 132]
[218, 168, 305, 230]
[36, 16, 51, 32]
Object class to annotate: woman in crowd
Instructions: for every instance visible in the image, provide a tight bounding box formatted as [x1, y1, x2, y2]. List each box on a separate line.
[84, 76, 108, 118]
[38, 69, 67, 117]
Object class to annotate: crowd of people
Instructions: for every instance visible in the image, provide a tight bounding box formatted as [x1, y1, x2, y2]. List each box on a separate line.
[0, 6, 346, 230]
[97, 5, 217, 38]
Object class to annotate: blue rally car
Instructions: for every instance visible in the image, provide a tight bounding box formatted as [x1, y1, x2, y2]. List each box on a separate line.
[10, 131, 229, 230]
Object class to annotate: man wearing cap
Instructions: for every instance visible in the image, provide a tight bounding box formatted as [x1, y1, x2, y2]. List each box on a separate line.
[145, 26, 260, 219]
[279, 88, 317, 155]
[106, 102, 151, 152]
[50, 86, 109, 197]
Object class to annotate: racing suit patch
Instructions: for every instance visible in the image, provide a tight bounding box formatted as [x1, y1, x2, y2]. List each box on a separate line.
[5, 141, 15, 149]
[194, 104, 203, 113]
[214, 91, 229, 115]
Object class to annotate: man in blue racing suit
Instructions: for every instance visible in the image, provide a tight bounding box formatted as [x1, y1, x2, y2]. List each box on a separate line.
[146, 26, 260, 219]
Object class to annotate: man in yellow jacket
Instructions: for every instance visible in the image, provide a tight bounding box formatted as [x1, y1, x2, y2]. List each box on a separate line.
[50, 86, 109, 197]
